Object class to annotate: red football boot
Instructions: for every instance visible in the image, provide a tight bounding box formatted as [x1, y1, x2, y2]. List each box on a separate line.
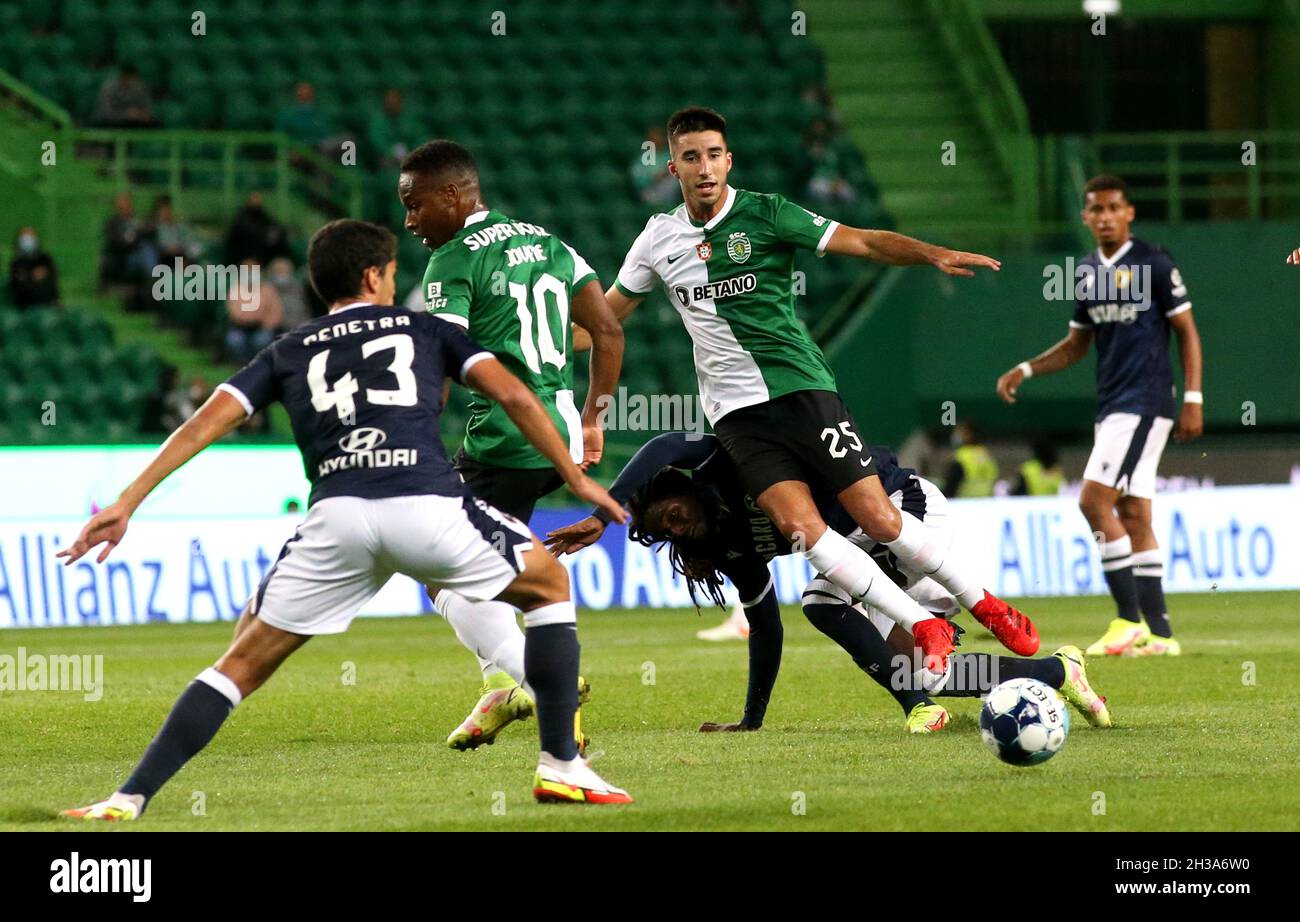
[912, 616, 956, 676]
[970, 590, 1040, 656]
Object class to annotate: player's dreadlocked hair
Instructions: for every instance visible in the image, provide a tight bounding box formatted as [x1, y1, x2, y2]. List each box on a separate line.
[627, 467, 729, 610]
[400, 140, 479, 183]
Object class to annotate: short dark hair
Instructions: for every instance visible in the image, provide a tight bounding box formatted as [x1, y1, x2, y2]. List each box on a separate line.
[307, 219, 396, 304]
[400, 140, 479, 183]
[1083, 174, 1128, 202]
[667, 107, 728, 147]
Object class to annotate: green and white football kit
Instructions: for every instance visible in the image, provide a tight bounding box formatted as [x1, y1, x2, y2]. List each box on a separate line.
[422, 209, 604, 735]
[424, 208, 596, 473]
[615, 185, 876, 496]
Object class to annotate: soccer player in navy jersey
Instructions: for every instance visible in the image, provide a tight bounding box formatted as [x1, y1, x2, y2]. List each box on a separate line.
[56, 220, 632, 820]
[997, 175, 1205, 657]
[542, 433, 1101, 736]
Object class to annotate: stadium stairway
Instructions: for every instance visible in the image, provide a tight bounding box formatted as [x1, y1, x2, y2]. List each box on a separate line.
[1, 72, 247, 439]
[802, 0, 1036, 246]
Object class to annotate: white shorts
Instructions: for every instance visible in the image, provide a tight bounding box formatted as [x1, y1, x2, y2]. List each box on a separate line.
[1082, 412, 1173, 499]
[251, 494, 533, 635]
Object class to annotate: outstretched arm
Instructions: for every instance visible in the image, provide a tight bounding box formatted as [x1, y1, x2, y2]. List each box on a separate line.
[700, 570, 781, 732]
[568, 279, 625, 469]
[824, 225, 1001, 277]
[543, 432, 719, 554]
[464, 356, 626, 523]
[603, 432, 718, 514]
[996, 326, 1094, 404]
[572, 284, 644, 352]
[58, 389, 247, 564]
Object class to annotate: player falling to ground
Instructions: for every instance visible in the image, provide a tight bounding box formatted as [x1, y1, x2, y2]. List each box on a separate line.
[56, 220, 632, 821]
[996, 175, 1204, 657]
[398, 140, 625, 752]
[544, 433, 1104, 734]
[592, 106, 1029, 675]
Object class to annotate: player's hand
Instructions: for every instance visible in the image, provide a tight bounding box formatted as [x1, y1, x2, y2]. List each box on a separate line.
[1286, 247, 1300, 265]
[580, 420, 604, 471]
[996, 366, 1025, 404]
[56, 501, 131, 565]
[1174, 401, 1203, 442]
[544, 515, 608, 555]
[931, 249, 1001, 277]
[699, 720, 760, 733]
[565, 474, 627, 525]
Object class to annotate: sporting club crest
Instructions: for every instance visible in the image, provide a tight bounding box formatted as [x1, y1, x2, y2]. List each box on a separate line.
[726, 231, 751, 264]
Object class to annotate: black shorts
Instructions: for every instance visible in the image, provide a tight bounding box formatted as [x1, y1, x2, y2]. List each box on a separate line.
[454, 449, 565, 524]
[712, 389, 878, 498]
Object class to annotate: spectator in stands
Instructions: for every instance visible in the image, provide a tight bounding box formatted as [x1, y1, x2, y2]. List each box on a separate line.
[187, 375, 212, 409]
[275, 81, 335, 152]
[92, 63, 156, 128]
[802, 118, 858, 204]
[1012, 437, 1066, 497]
[101, 193, 156, 287]
[224, 259, 282, 364]
[629, 124, 678, 205]
[8, 227, 59, 309]
[943, 420, 1000, 498]
[143, 364, 196, 433]
[224, 192, 291, 266]
[267, 257, 310, 330]
[366, 89, 421, 169]
[148, 196, 201, 266]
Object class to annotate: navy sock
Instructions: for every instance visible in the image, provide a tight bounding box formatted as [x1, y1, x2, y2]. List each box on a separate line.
[803, 602, 931, 715]
[1132, 550, 1173, 637]
[523, 623, 580, 761]
[1101, 537, 1141, 622]
[120, 679, 235, 802]
[937, 653, 1066, 697]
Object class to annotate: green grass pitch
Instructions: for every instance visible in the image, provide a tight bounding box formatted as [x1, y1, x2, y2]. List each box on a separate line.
[2, 591, 1298, 831]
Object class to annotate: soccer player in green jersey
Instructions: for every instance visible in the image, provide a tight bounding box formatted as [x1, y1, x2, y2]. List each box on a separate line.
[593, 107, 1037, 675]
[398, 141, 625, 750]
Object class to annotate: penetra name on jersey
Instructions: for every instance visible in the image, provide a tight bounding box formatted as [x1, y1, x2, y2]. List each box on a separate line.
[218, 303, 493, 505]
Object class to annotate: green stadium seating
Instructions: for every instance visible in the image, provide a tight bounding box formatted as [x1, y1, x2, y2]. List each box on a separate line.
[5, 0, 888, 446]
[0, 308, 165, 445]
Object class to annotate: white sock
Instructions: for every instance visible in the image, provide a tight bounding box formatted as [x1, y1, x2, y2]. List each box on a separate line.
[435, 590, 531, 695]
[538, 750, 587, 772]
[804, 529, 933, 630]
[108, 791, 145, 811]
[884, 512, 983, 611]
[1130, 547, 1163, 577]
[1101, 535, 1133, 570]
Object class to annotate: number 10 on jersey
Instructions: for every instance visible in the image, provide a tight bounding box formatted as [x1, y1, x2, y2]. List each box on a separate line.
[510, 273, 569, 374]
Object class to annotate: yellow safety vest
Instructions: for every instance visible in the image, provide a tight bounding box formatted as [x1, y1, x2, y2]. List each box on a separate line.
[954, 445, 999, 497]
[1019, 459, 1064, 496]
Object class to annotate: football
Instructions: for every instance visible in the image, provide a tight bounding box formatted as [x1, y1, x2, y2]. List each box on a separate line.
[980, 678, 1071, 766]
